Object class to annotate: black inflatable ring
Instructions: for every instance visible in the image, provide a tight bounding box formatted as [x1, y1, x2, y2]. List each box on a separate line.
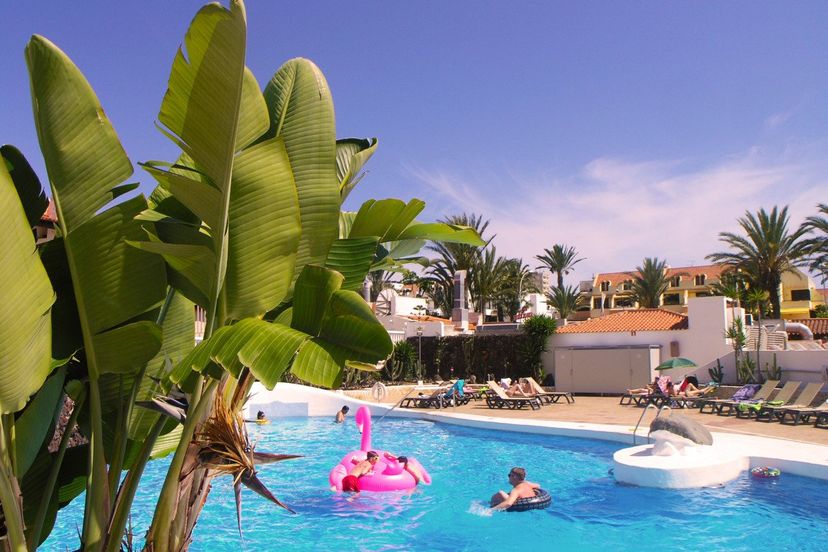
[507, 488, 552, 512]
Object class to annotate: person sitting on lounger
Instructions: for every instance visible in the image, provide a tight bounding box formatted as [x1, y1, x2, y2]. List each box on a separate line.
[490, 467, 540, 510]
[677, 376, 715, 397]
[506, 378, 534, 398]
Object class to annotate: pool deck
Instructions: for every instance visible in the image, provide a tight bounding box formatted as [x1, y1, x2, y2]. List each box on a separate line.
[439, 396, 828, 446]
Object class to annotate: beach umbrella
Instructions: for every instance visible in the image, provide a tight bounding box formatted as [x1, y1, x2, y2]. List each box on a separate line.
[655, 357, 697, 371]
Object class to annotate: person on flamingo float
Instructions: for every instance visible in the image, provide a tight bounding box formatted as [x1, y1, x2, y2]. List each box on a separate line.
[490, 467, 540, 510]
[383, 452, 424, 485]
[341, 451, 379, 492]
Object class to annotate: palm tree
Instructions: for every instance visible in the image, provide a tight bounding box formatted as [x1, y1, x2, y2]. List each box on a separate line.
[535, 244, 585, 288]
[499, 258, 537, 321]
[802, 203, 828, 288]
[745, 287, 769, 379]
[367, 269, 393, 302]
[422, 259, 455, 316]
[425, 213, 492, 316]
[546, 285, 586, 321]
[707, 206, 809, 319]
[469, 247, 510, 319]
[426, 213, 492, 271]
[628, 257, 669, 308]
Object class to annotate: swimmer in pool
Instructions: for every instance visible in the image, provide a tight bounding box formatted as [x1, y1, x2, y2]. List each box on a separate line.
[490, 467, 539, 510]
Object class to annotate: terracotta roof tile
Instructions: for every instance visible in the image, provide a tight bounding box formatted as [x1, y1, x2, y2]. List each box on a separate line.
[798, 318, 828, 339]
[557, 309, 688, 334]
[41, 201, 57, 223]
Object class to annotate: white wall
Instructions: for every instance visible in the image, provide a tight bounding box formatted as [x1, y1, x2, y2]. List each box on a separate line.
[543, 297, 736, 385]
[543, 296, 828, 387]
[378, 315, 447, 337]
[245, 382, 395, 418]
[390, 294, 428, 317]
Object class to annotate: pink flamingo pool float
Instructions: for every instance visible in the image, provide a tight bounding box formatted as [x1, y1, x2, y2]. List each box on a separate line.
[329, 406, 431, 492]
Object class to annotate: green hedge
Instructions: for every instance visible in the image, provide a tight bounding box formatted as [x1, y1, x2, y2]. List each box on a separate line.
[406, 334, 531, 382]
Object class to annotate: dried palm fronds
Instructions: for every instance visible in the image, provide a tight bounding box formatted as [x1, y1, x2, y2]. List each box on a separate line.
[190, 393, 301, 537]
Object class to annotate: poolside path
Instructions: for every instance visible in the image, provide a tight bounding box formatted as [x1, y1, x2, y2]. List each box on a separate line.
[431, 396, 828, 447]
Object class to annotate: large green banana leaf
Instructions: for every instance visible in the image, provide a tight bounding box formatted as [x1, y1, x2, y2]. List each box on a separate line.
[328, 198, 485, 282]
[26, 34, 168, 546]
[264, 58, 339, 285]
[171, 266, 392, 389]
[137, 2, 300, 324]
[128, 292, 194, 441]
[336, 138, 378, 202]
[0, 151, 54, 414]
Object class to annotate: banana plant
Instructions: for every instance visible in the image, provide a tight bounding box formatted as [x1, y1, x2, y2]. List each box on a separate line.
[330, 198, 486, 291]
[134, 2, 482, 547]
[25, 32, 169, 551]
[0, 146, 55, 551]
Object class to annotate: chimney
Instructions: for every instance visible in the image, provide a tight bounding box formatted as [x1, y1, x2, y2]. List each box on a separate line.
[452, 270, 469, 331]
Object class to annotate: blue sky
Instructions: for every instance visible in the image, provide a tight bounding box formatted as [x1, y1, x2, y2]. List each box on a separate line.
[3, 1, 827, 284]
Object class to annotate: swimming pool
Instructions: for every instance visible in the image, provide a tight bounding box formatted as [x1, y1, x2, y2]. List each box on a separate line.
[44, 416, 828, 551]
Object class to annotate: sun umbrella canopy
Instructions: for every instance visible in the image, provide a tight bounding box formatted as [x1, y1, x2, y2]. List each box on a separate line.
[655, 357, 697, 371]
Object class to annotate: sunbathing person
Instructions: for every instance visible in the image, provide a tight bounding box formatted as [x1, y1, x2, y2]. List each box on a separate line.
[490, 467, 540, 510]
[506, 378, 534, 397]
[627, 377, 659, 395]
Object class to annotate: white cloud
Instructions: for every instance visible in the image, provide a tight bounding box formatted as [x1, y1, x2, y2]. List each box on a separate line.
[764, 111, 792, 130]
[403, 143, 828, 285]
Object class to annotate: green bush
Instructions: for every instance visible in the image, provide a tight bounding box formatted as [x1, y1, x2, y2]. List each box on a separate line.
[408, 333, 533, 382]
[520, 315, 557, 382]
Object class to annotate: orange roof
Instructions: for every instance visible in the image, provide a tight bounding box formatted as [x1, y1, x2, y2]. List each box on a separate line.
[41, 201, 57, 222]
[798, 318, 828, 338]
[593, 264, 726, 288]
[557, 309, 688, 333]
[401, 315, 450, 324]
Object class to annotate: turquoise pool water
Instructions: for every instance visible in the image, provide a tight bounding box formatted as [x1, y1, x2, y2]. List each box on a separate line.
[44, 416, 828, 551]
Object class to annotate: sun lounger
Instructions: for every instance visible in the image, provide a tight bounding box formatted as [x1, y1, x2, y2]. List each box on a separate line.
[732, 381, 800, 419]
[755, 382, 822, 423]
[814, 410, 828, 428]
[619, 391, 650, 406]
[777, 389, 828, 425]
[399, 387, 448, 409]
[698, 380, 777, 415]
[526, 377, 574, 404]
[442, 380, 472, 406]
[485, 381, 542, 410]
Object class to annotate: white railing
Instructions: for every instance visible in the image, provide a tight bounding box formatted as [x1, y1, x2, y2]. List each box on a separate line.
[388, 330, 406, 344]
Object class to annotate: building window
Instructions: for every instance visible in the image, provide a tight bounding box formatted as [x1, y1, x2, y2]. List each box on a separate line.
[694, 274, 706, 286]
[622, 280, 632, 291]
[663, 293, 681, 305]
[600, 281, 610, 292]
[615, 297, 634, 308]
[670, 276, 681, 287]
[791, 289, 811, 301]
[593, 297, 602, 309]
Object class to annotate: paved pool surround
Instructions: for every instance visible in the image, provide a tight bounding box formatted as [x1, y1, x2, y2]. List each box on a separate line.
[246, 383, 828, 484]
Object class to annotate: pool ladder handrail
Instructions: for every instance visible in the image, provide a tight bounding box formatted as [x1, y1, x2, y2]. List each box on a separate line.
[632, 403, 672, 445]
[374, 387, 417, 424]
